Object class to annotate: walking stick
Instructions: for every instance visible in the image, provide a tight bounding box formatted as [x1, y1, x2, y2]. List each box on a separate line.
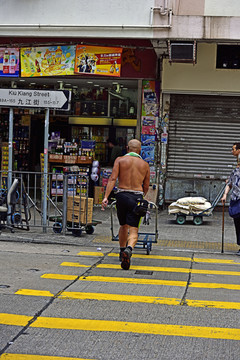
[221, 201, 225, 253]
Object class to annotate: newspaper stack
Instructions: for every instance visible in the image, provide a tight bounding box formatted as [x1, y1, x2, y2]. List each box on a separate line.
[168, 197, 212, 215]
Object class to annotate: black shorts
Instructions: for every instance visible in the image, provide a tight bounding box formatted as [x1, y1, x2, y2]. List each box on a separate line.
[115, 192, 143, 228]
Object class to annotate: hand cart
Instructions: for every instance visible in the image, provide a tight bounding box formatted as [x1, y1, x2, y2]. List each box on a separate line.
[57, 173, 102, 236]
[173, 184, 226, 225]
[23, 173, 102, 236]
[110, 200, 158, 255]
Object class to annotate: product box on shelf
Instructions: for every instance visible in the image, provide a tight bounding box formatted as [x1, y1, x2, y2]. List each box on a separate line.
[51, 189, 63, 195]
[52, 174, 64, 181]
[63, 155, 78, 164]
[77, 156, 93, 164]
[94, 186, 105, 204]
[102, 178, 109, 187]
[49, 154, 63, 162]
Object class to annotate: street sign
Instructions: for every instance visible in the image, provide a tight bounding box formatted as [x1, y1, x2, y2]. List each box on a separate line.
[0, 88, 71, 110]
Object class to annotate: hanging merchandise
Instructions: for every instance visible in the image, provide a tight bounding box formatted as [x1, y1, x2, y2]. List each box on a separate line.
[74, 45, 122, 77]
[91, 160, 100, 182]
[20, 45, 76, 77]
[161, 132, 168, 144]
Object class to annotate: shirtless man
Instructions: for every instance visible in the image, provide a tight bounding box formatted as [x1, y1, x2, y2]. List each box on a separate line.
[102, 139, 150, 270]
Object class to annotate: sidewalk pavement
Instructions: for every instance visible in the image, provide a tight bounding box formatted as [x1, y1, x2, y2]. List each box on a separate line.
[0, 206, 239, 254]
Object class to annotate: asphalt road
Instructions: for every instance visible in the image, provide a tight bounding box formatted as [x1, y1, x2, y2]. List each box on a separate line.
[0, 240, 240, 360]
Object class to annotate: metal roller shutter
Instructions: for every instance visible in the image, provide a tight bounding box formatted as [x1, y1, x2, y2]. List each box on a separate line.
[168, 94, 240, 179]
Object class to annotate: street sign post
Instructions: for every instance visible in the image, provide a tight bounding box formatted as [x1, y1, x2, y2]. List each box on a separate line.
[0, 88, 71, 110]
[4, 88, 72, 232]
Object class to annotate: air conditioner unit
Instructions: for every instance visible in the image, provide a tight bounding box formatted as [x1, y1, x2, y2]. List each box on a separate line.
[168, 41, 196, 63]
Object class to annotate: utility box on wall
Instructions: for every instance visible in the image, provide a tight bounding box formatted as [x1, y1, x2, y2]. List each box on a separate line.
[169, 42, 196, 63]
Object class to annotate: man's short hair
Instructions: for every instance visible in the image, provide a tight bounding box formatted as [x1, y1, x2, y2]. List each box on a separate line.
[234, 142, 240, 150]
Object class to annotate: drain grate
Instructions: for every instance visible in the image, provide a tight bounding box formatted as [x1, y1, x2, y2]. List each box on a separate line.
[135, 270, 153, 275]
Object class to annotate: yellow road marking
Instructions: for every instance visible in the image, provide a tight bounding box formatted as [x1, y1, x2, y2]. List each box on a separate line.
[194, 257, 240, 265]
[0, 354, 95, 360]
[185, 299, 240, 309]
[60, 262, 240, 276]
[108, 253, 240, 265]
[15, 289, 54, 297]
[41, 274, 78, 281]
[78, 251, 104, 257]
[190, 282, 240, 290]
[0, 313, 238, 340]
[15, 289, 179, 305]
[60, 262, 89, 268]
[41, 273, 240, 290]
[14, 289, 240, 310]
[97, 263, 240, 276]
[0, 313, 31, 326]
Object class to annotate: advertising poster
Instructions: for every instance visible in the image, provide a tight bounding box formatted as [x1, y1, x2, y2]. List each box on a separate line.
[141, 134, 155, 146]
[142, 80, 160, 117]
[0, 48, 19, 77]
[141, 146, 155, 165]
[142, 116, 156, 127]
[74, 45, 122, 77]
[142, 125, 156, 135]
[20, 46, 76, 77]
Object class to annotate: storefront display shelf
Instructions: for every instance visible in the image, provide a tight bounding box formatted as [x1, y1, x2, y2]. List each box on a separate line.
[49, 161, 91, 198]
[48, 155, 92, 165]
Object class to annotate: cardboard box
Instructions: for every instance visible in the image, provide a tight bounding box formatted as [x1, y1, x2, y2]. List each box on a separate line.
[67, 196, 93, 224]
[67, 196, 93, 211]
[94, 186, 105, 205]
[67, 208, 93, 224]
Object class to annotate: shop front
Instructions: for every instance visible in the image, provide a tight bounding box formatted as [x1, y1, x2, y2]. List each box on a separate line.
[161, 42, 240, 204]
[0, 38, 158, 203]
[165, 94, 240, 203]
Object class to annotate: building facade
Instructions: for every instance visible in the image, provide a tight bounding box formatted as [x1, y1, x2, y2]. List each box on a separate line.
[1, 0, 240, 203]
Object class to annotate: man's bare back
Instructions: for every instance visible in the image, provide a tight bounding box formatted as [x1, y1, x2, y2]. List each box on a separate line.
[102, 139, 150, 209]
[117, 155, 149, 193]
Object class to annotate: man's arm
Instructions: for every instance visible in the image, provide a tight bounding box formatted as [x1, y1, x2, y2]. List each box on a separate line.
[221, 184, 231, 204]
[143, 164, 150, 196]
[101, 158, 120, 210]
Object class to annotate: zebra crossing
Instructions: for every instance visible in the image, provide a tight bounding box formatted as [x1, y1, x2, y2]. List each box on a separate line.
[1, 249, 240, 359]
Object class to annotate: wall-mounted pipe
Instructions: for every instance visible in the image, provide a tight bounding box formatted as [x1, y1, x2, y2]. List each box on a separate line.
[0, 21, 172, 29]
[0, 6, 172, 31]
[150, 2, 172, 27]
[160, 0, 169, 16]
